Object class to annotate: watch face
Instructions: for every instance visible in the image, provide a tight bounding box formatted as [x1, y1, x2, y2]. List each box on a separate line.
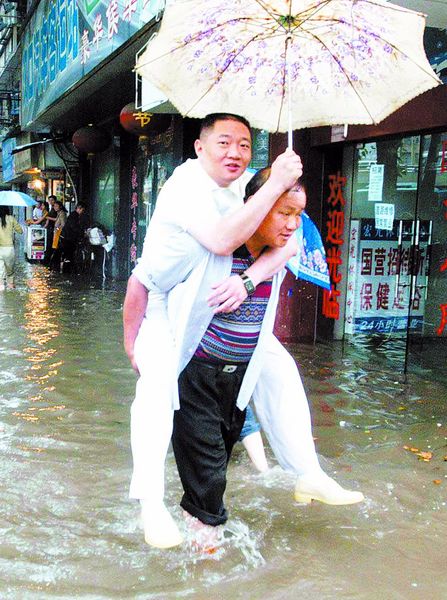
[240, 273, 255, 294]
[244, 279, 255, 294]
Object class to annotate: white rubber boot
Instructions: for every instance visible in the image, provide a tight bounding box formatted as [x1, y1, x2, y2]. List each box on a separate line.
[140, 500, 184, 548]
[294, 473, 364, 505]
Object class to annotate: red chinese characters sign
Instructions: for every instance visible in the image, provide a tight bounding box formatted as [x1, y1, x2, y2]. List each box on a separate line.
[437, 196, 447, 336]
[130, 166, 138, 264]
[322, 172, 346, 319]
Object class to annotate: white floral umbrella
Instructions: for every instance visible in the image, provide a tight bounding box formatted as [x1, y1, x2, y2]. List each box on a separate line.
[136, 0, 440, 144]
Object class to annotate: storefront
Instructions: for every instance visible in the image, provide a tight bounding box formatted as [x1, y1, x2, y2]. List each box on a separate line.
[331, 132, 447, 375]
[19, 0, 168, 279]
[306, 27, 447, 374]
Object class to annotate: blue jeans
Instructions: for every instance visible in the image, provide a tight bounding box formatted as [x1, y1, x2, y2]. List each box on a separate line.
[239, 403, 261, 441]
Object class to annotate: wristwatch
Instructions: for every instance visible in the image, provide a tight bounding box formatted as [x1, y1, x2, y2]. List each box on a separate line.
[239, 272, 256, 295]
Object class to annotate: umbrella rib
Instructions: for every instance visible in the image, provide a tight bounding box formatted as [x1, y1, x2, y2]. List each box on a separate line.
[137, 17, 274, 68]
[182, 25, 282, 117]
[301, 26, 377, 122]
[351, 20, 439, 81]
[311, 16, 440, 82]
[287, 13, 439, 123]
[252, 0, 287, 29]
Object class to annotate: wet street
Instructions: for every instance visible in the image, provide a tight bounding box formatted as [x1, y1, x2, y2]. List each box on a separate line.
[1, 260, 446, 600]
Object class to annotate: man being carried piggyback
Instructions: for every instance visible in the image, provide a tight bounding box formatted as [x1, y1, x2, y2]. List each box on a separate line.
[123, 113, 364, 550]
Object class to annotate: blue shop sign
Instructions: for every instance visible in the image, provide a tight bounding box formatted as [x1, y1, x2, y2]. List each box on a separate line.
[21, 0, 164, 127]
[2, 138, 16, 182]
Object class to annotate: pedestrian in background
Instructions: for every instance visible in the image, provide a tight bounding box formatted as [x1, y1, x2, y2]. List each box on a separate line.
[26, 200, 48, 226]
[31, 199, 45, 221]
[43, 195, 57, 264]
[49, 200, 67, 270]
[0, 206, 23, 290]
[60, 202, 88, 272]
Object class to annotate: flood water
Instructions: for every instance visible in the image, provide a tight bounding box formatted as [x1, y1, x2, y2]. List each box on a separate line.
[1, 260, 446, 600]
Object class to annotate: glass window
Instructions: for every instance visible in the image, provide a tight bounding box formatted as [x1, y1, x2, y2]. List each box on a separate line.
[417, 133, 447, 340]
[343, 132, 446, 374]
[351, 136, 420, 220]
[91, 146, 117, 232]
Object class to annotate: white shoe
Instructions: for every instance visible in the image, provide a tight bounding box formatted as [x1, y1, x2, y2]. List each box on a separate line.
[294, 473, 364, 505]
[140, 500, 184, 548]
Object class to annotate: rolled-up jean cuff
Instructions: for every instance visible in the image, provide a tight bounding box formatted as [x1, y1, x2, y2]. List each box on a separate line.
[239, 404, 261, 441]
[180, 498, 228, 527]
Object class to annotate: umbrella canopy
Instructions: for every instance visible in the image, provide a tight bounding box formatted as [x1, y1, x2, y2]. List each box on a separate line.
[287, 212, 331, 289]
[0, 191, 38, 207]
[136, 0, 440, 135]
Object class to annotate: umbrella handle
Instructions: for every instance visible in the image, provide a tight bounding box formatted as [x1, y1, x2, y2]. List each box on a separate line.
[286, 34, 293, 150]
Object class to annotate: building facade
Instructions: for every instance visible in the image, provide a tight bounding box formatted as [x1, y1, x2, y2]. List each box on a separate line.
[299, 21, 447, 376]
[0, 0, 444, 375]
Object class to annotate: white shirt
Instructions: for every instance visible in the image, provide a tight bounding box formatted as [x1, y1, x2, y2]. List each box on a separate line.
[32, 207, 43, 220]
[133, 159, 251, 295]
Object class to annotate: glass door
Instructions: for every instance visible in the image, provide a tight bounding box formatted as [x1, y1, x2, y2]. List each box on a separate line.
[343, 136, 421, 372]
[406, 133, 447, 376]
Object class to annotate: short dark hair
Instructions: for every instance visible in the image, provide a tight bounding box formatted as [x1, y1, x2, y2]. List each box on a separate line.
[244, 168, 307, 201]
[76, 202, 87, 211]
[48, 195, 57, 201]
[53, 200, 65, 211]
[200, 113, 251, 138]
[0, 205, 10, 227]
[244, 167, 271, 201]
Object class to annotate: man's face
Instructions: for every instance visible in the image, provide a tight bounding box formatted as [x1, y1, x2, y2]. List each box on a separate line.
[194, 119, 252, 187]
[254, 187, 306, 249]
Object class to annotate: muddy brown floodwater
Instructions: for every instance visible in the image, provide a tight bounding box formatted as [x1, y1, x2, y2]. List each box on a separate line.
[0, 262, 446, 599]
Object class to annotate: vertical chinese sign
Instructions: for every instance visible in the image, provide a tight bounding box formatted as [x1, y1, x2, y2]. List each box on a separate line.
[130, 166, 138, 265]
[322, 172, 346, 320]
[437, 193, 447, 336]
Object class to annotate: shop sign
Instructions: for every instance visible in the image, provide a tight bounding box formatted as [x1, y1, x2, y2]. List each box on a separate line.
[2, 137, 16, 182]
[322, 172, 346, 320]
[437, 194, 447, 336]
[346, 219, 430, 334]
[130, 165, 138, 264]
[1, 135, 34, 182]
[250, 130, 270, 170]
[21, 0, 164, 127]
[441, 141, 447, 174]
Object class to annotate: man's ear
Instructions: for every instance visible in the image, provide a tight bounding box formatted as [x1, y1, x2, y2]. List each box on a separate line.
[194, 139, 202, 157]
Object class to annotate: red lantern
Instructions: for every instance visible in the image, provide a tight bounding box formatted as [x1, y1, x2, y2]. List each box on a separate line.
[119, 103, 171, 137]
[72, 125, 111, 157]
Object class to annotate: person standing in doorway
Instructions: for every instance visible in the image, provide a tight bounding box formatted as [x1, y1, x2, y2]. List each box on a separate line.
[43, 195, 57, 265]
[60, 202, 88, 272]
[49, 200, 67, 270]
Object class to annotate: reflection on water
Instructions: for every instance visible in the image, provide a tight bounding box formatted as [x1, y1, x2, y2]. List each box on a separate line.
[0, 263, 446, 599]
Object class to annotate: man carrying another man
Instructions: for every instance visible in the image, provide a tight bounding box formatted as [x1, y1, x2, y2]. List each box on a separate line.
[123, 113, 364, 549]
